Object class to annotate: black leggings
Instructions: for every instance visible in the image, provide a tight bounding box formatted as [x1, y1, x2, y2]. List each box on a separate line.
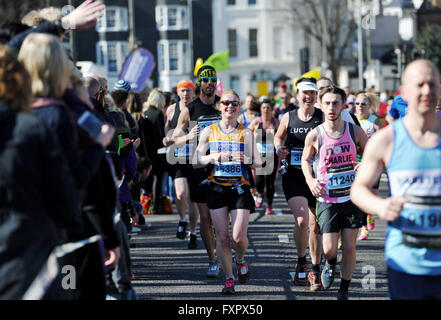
[255, 155, 278, 206]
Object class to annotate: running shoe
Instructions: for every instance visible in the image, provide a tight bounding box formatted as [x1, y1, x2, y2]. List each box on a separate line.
[293, 263, 308, 286]
[255, 194, 263, 208]
[337, 289, 349, 300]
[188, 233, 199, 249]
[321, 261, 336, 289]
[176, 220, 188, 239]
[236, 259, 251, 284]
[307, 271, 323, 291]
[265, 205, 274, 215]
[358, 226, 369, 241]
[367, 214, 375, 230]
[222, 277, 236, 294]
[207, 260, 220, 278]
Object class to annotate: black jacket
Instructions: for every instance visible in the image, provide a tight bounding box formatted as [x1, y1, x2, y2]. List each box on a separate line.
[0, 105, 82, 299]
[141, 107, 165, 164]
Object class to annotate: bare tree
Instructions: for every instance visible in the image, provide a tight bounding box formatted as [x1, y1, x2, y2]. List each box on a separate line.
[281, 0, 357, 82]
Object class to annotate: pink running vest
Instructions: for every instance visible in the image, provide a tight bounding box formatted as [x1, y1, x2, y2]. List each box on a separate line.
[314, 121, 358, 203]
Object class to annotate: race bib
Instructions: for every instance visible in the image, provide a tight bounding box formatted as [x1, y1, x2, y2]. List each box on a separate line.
[399, 197, 441, 237]
[174, 144, 193, 157]
[199, 120, 218, 132]
[214, 162, 242, 178]
[290, 148, 303, 167]
[326, 164, 355, 198]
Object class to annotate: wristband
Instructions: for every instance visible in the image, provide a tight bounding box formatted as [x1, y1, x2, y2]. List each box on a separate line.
[276, 146, 284, 154]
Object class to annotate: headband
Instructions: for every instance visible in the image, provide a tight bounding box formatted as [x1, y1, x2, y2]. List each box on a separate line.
[177, 82, 195, 90]
[297, 81, 318, 92]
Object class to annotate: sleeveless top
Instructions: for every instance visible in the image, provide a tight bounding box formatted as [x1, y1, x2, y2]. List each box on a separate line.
[207, 122, 250, 187]
[242, 112, 251, 128]
[169, 103, 181, 130]
[178, 97, 221, 165]
[359, 114, 377, 138]
[385, 119, 441, 275]
[314, 121, 357, 203]
[255, 117, 276, 156]
[285, 108, 323, 172]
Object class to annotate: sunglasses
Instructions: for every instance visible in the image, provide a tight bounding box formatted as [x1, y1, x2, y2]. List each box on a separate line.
[355, 102, 367, 106]
[201, 77, 217, 83]
[220, 100, 239, 107]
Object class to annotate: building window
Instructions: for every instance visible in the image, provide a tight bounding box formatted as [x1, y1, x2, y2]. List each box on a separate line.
[96, 41, 129, 75]
[156, 5, 189, 31]
[158, 40, 191, 74]
[248, 0, 257, 5]
[249, 29, 258, 57]
[227, 0, 236, 5]
[230, 75, 240, 93]
[228, 29, 237, 58]
[169, 43, 178, 71]
[168, 7, 178, 27]
[96, 6, 128, 32]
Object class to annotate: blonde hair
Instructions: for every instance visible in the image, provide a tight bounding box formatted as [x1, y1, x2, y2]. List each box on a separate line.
[0, 45, 31, 111]
[143, 88, 166, 112]
[39, 7, 63, 22]
[21, 10, 46, 27]
[355, 91, 379, 115]
[18, 33, 71, 98]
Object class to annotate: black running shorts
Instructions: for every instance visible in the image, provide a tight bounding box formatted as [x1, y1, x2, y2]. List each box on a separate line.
[282, 169, 316, 209]
[316, 201, 365, 234]
[206, 183, 255, 213]
[168, 164, 189, 180]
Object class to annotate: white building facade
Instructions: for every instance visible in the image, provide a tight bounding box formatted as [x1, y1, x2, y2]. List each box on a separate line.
[212, 0, 321, 98]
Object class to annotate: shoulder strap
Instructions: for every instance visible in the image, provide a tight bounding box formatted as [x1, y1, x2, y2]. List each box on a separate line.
[348, 122, 357, 145]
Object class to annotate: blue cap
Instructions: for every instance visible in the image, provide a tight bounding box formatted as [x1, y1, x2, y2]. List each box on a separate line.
[114, 79, 131, 92]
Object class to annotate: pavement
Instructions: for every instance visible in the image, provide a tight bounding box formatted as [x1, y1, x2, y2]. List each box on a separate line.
[129, 174, 390, 301]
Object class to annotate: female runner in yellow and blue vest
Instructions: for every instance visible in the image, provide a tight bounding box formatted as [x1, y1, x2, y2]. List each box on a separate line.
[194, 90, 263, 295]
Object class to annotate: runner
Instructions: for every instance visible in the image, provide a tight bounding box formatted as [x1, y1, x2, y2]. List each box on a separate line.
[248, 98, 279, 215]
[172, 65, 221, 277]
[353, 91, 383, 240]
[316, 76, 360, 126]
[238, 94, 258, 127]
[351, 59, 441, 300]
[274, 77, 324, 291]
[163, 79, 200, 249]
[302, 86, 368, 300]
[194, 90, 263, 294]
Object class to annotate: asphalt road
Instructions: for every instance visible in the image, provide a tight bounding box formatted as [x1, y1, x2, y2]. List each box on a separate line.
[130, 174, 390, 301]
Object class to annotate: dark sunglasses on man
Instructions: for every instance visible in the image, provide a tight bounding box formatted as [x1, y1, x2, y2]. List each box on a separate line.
[201, 77, 217, 83]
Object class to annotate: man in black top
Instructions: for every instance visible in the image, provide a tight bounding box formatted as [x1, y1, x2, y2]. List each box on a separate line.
[164, 79, 200, 249]
[173, 65, 221, 278]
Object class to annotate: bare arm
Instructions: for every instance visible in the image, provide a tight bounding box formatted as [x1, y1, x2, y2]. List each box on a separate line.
[172, 106, 198, 147]
[274, 112, 290, 159]
[192, 126, 216, 169]
[302, 129, 325, 198]
[163, 104, 175, 146]
[245, 128, 263, 169]
[351, 127, 406, 221]
[354, 124, 369, 155]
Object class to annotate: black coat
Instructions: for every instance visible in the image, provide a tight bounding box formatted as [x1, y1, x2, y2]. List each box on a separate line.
[141, 107, 165, 164]
[0, 105, 82, 299]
